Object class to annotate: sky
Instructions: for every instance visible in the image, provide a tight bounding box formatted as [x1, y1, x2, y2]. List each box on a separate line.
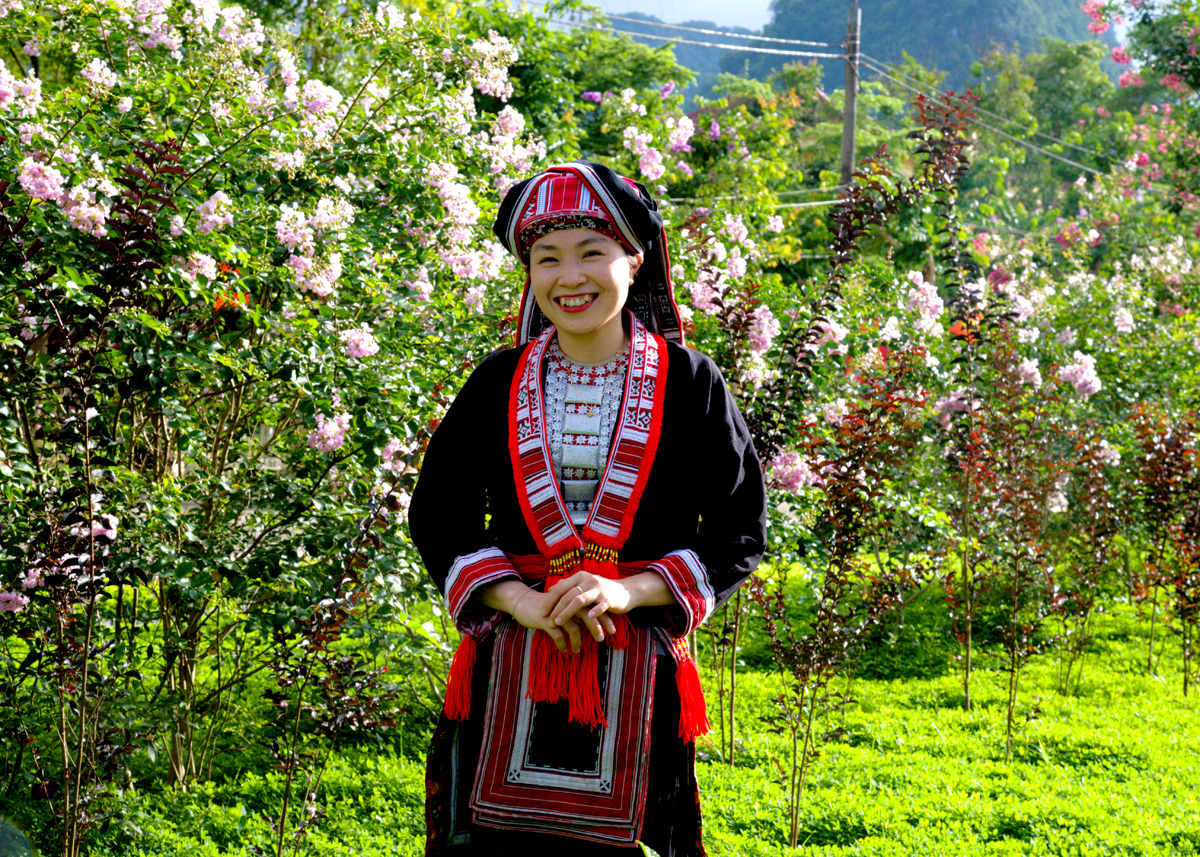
[578, 0, 773, 31]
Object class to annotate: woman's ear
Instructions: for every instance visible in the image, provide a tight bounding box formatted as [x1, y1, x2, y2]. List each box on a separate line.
[629, 251, 644, 279]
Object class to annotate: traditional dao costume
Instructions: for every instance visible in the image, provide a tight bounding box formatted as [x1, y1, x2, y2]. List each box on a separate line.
[409, 161, 766, 856]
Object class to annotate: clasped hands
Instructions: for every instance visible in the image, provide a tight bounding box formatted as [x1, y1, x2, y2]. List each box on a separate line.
[477, 570, 673, 654]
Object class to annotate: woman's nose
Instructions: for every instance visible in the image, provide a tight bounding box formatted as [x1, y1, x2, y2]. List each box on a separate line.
[557, 259, 588, 285]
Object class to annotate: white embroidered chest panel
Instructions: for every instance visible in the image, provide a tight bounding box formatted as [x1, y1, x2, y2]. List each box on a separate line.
[545, 339, 627, 525]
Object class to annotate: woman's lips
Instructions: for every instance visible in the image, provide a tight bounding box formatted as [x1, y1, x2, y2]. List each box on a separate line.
[555, 294, 597, 313]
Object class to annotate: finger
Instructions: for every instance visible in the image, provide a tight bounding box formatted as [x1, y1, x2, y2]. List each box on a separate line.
[599, 613, 617, 636]
[563, 618, 583, 654]
[545, 623, 568, 653]
[578, 611, 606, 643]
[553, 587, 598, 626]
[546, 572, 589, 596]
[587, 598, 611, 619]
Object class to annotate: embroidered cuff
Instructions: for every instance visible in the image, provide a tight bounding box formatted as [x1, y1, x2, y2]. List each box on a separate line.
[445, 547, 520, 634]
[647, 549, 715, 637]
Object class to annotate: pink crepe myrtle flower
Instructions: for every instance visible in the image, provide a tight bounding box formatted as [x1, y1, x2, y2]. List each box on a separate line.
[380, 437, 409, 472]
[1056, 327, 1078, 346]
[769, 450, 822, 491]
[581, 91, 603, 103]
[80, 58, 118, 91]
[116, 96, 133, 113]
[722, 213, 749, 244]
[1113, 306, 1135, 333]
[660, 81, 676, 98]
[811, 318, 848, 349]
[18, 157, 65, 200]
[60, 185, 109, 237]
[0, 591, 30, 613]
[1119, 70, 1144, 88]
[1111, 45, 1131, 65]
[307, 411, 351, 452]
[196, 190, 234, 234]
[291, 253, 342, 298]
[747, 305, 780, 355]
[667, 115, 694, 152]
[300, 79, 341, 114]
[904, 272, 945, 335]
[1016, 358, 1042, 387]
[1162, 74, 1186, 93]
[1060, 351, 1102, 398]
[686, 278, 723, 314]
[169, 215, 185, 236]
[341, 324, 380, 358]
[708, 121, 720, 139]
[823, 398, 850, 425]
[1095, 440, 1121, 466]
[22, 39, 38, 57]
[767, 215, 784, 233]
[677, 160, 694, 177]
[934, 389, 979, 430]
[22, 566, 44, 589]
[639, 148, 665, 181]
[180, 252, 218, 283]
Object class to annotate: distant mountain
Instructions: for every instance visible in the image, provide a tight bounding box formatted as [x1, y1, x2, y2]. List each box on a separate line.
[605, 12, 760, 104]
[722, 0, 1115, 91]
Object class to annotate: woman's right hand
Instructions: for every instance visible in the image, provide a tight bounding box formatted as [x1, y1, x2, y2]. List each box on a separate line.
[477, 580, 589, 654]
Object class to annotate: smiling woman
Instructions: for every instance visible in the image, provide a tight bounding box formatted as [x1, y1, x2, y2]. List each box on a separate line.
[408, 161, 767, 856]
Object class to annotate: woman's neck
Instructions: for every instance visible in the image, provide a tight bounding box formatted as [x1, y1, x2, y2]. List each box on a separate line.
[556, 315, 627, 364]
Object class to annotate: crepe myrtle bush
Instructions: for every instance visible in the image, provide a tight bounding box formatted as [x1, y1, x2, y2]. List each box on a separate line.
[1130, 405, 1200, 694]
[751, 343, 931, 850]
[0, 0, 558, 848]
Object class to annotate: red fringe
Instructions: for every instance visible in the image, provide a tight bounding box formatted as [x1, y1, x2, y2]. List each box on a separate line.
[444, 634, 477, 721]
[568, 635, 606, 729]
[527, 627, 570, 703]
[607, 613, 630, 650]
[675, 652, 711, 742]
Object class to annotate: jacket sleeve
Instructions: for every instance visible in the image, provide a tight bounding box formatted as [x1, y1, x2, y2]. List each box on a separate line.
[408, 352, 521, 635]
[646, 355, 767, 637]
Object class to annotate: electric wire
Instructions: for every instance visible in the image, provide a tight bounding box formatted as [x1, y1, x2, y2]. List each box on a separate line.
[594, 12, 838, 47]
[521, 1, 838, 46]
[546, 17, 845, 59]
[860, 62, 1103, 176]
[858, 52, 1099, 157]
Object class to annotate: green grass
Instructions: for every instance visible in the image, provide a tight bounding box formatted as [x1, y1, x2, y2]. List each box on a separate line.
[57, 601, 1200, 855]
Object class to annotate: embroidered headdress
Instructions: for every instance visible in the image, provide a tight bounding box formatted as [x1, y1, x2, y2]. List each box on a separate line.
[493, 160, 684, 346]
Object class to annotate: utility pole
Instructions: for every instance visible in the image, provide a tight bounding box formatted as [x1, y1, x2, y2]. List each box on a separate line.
[840, 0, 861, 187]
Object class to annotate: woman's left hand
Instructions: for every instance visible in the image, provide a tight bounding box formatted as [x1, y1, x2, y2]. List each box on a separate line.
[545, 571, 674, 640]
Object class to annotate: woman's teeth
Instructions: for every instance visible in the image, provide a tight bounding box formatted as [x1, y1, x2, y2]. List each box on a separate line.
[558, 295, 593, 307]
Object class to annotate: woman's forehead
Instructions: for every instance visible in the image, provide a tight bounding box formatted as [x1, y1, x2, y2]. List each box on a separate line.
[529, 228, 622, 253]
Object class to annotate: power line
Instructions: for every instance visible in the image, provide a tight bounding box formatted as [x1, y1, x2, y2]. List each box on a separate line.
[596, 12, 838, 48]
[666, 186, 846, 203]
[858, 52, 1098, 158]
[521, 1, 838, 46]
[861, 62, 1102, 176]
[547, 17, 845, 59]
[774, 198, 844, 209]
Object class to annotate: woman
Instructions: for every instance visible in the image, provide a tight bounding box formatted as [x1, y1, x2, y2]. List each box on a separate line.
[409, 160, 766, 856]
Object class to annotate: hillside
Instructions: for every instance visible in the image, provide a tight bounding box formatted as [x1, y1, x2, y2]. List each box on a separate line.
[604, 12, 759, 104]
[722, 0, 1115, 91]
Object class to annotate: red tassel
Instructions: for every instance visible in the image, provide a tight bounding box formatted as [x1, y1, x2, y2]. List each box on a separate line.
[675, 652, 711, 742]
[527, 628, 570, 703]
[568, 635, 606, 729]
[607, 613, 630, 650]
[444, 634, 477, 721]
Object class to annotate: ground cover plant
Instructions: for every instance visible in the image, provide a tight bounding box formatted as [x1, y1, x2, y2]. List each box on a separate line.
[2, 0, 1200, 853]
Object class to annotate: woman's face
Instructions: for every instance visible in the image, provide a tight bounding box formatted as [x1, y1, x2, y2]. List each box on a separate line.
[528, 228, 642, 356]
